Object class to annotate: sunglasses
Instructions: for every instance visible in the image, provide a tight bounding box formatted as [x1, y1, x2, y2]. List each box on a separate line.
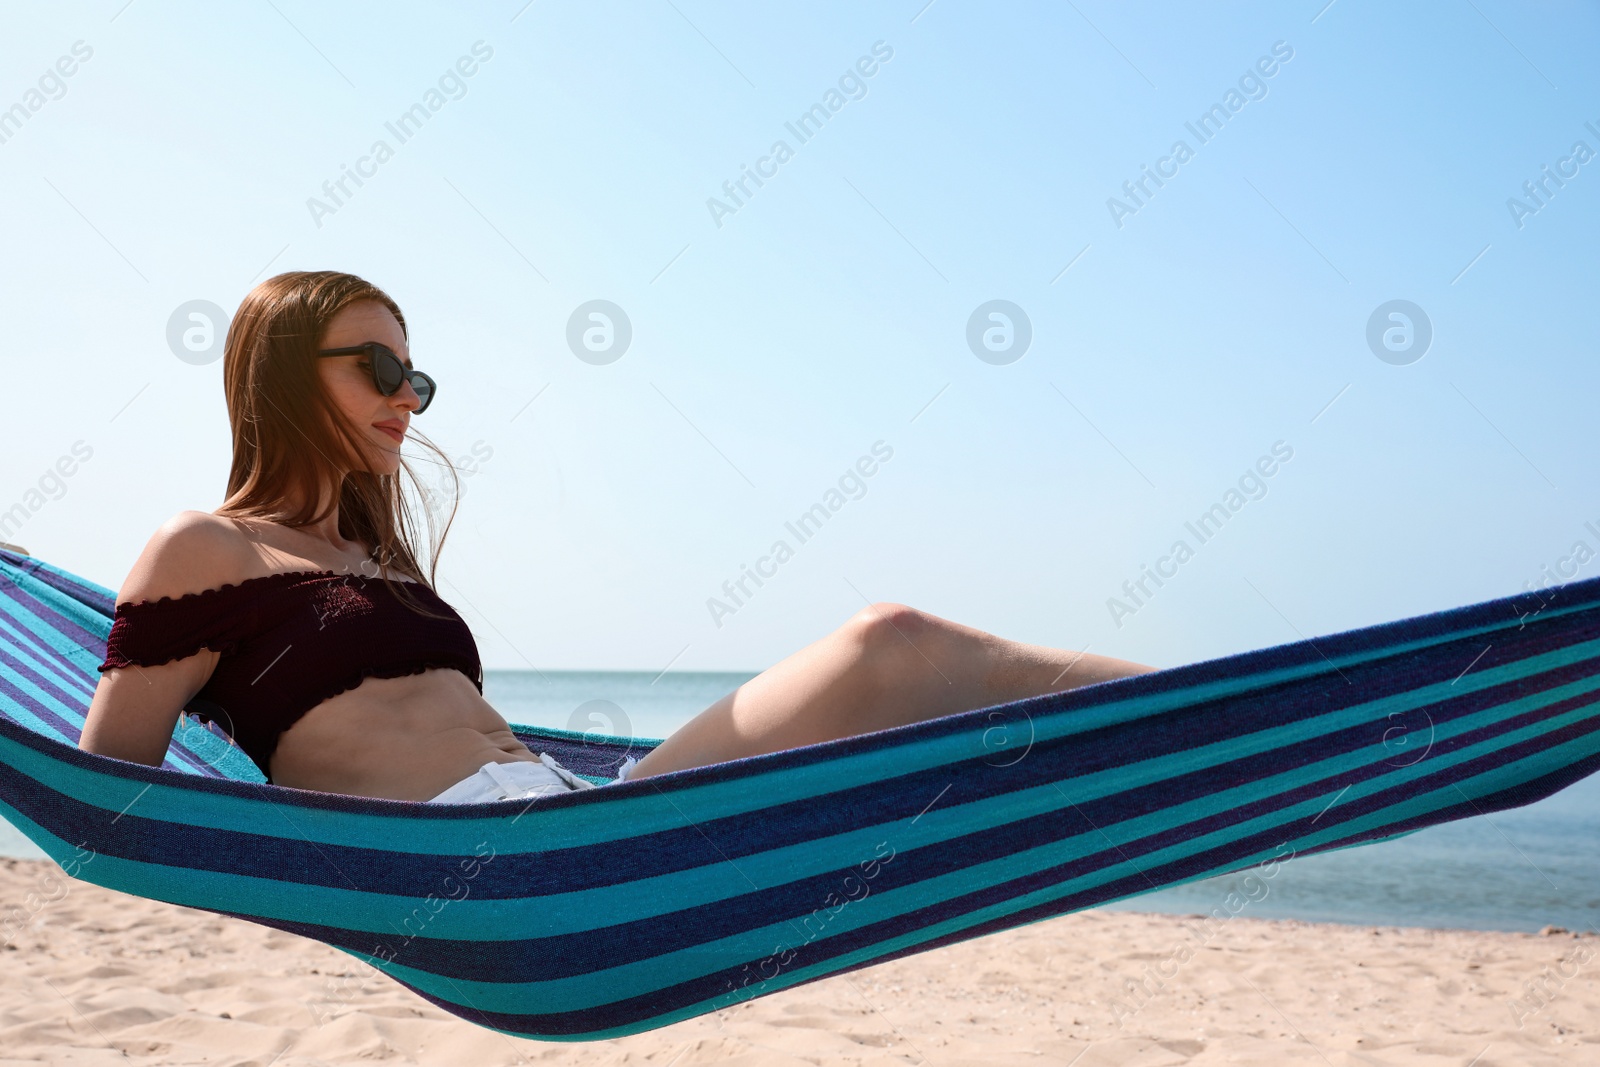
[316, 343, 437, 414]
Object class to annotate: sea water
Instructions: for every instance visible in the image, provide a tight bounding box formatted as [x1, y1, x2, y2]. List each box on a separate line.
[4, 669, 1595, 934]
[1098, 766, 1600, 935]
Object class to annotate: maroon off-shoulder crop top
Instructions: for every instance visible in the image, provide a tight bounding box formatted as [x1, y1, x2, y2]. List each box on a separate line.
[96, 570, 483, 783]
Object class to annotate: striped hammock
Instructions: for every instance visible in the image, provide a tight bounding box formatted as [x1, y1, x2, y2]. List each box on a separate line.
[1, 546, 1597, 1041]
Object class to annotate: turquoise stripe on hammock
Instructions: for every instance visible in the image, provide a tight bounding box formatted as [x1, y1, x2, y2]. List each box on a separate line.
[1, 546, 1597, 1040]
[2, 667, 1589, 946]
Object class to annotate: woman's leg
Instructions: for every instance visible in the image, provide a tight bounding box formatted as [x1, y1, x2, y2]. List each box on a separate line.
[626, 602, 1154, 780]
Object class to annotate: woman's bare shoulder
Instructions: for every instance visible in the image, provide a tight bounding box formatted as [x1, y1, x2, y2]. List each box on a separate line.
[116, 511, 256, 607]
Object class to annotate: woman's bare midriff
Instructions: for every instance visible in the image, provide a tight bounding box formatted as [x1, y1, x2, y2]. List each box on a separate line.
[264, 666, 539, 801]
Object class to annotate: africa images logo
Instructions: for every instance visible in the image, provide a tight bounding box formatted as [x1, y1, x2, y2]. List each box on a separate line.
[706, 41, 894, 228]
[1106, 41, 1294, 229]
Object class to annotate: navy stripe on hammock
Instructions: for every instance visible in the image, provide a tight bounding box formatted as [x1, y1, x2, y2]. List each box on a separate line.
[0, 548, 1597, 1040]
[2, 596, 1589, 898]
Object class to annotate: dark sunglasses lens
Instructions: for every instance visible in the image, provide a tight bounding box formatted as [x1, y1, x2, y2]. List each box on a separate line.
[370, 347, 406, 394]
[410, 373, 436, 413]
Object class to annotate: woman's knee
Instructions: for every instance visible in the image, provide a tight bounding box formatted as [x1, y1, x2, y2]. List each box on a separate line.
[844, 601, 925, 644]
[841, 602, 947, 682]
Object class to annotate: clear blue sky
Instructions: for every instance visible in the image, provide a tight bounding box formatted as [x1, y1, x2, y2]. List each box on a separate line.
[4, 1, 1597, 672]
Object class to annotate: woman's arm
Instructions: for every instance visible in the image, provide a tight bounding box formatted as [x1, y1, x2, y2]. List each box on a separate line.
[78, 512, 243, 768]
[81, 652, 217, 767]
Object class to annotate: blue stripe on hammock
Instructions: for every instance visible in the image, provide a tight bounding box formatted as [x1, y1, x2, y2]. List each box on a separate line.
[1, 665, 1589, 932]
[2, 606, 1592, 876]
[0, 627, 1593, 927]
[5, 666, 1596, 977]
[268, 737, 1600, 1037]
[2, 550, 1598, 1040]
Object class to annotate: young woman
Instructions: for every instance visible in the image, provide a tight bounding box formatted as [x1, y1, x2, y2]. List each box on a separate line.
[79, 271, 1154, 804]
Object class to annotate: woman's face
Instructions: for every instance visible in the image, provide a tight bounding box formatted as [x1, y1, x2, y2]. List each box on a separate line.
[315, 300, 421, 477]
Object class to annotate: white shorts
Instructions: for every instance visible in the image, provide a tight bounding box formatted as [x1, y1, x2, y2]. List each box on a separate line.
[426, 752, 639, 804]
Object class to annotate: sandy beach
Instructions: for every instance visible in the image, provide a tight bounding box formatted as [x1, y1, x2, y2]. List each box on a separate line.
[1, 859, 1594, 1065]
